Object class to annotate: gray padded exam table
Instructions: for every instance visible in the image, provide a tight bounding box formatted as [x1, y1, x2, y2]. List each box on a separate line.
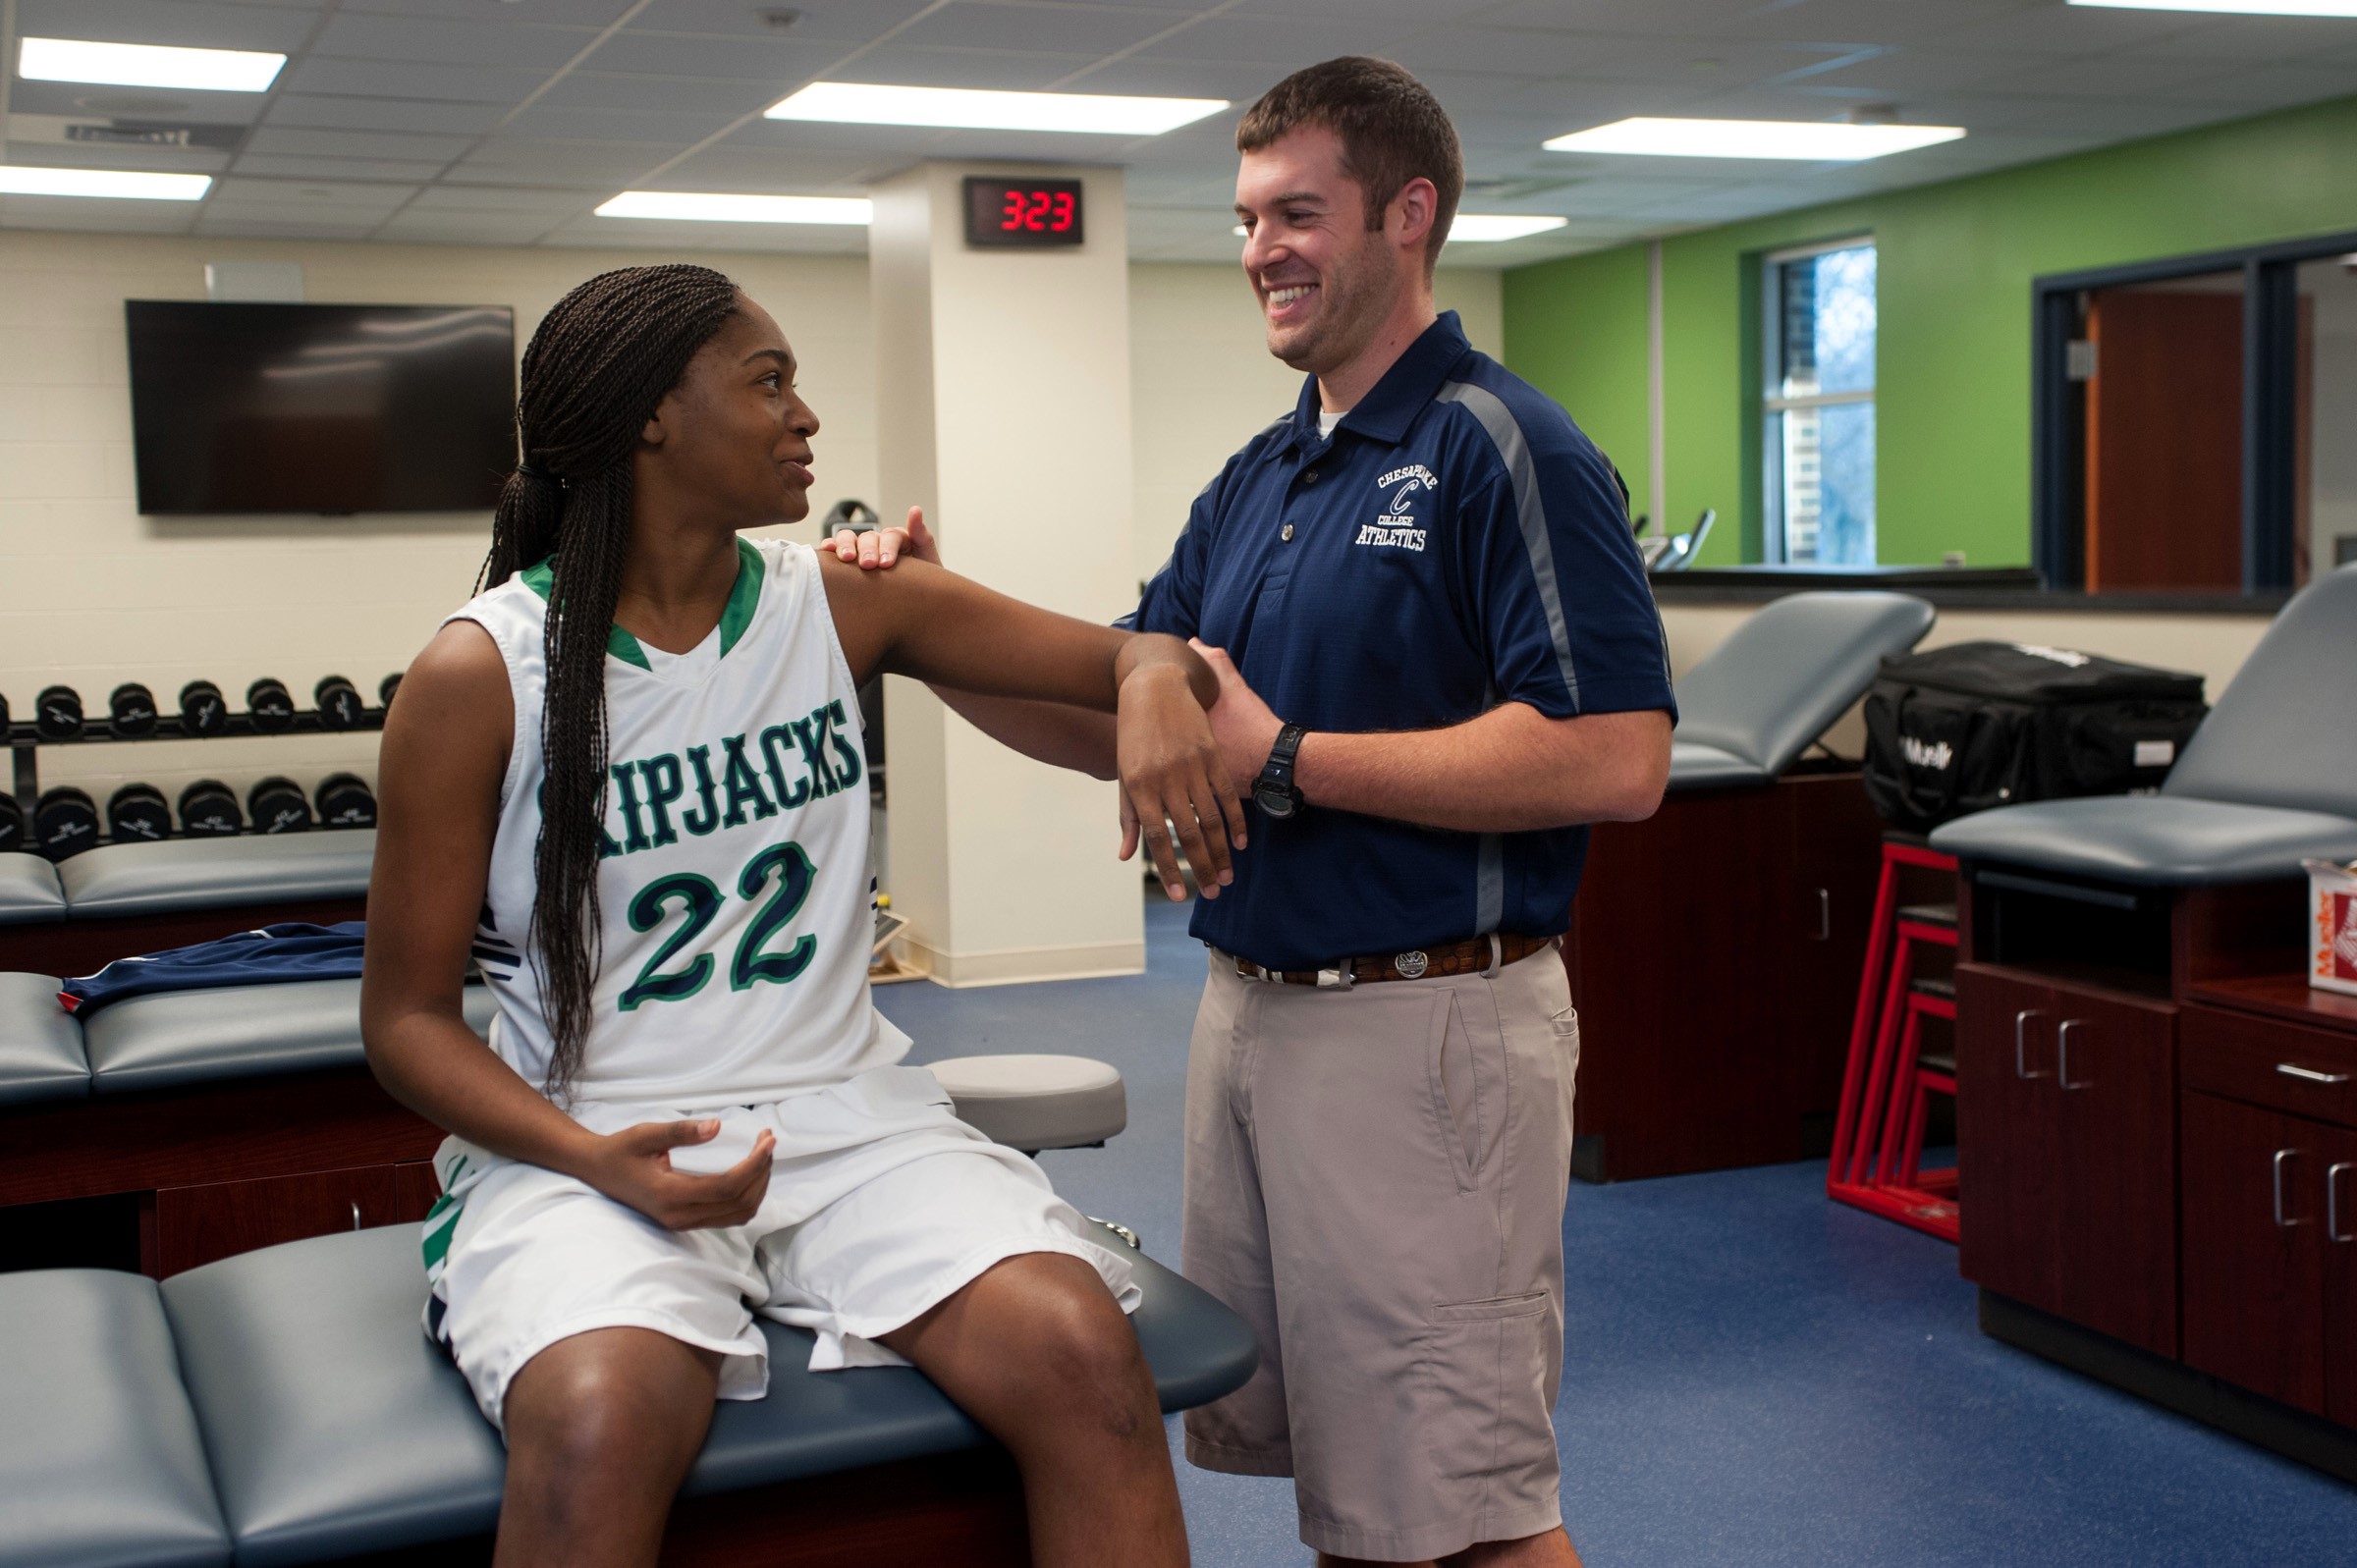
[1933, 562, 2357, 882]
[1668, 590, 1936, 789]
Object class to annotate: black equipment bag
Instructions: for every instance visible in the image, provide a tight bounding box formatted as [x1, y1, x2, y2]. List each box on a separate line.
[1861, 641, 2208, 834]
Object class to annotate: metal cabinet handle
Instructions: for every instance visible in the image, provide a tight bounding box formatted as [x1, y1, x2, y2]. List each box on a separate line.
[2277, 1063, 2351, 1086]
[2057, 1019, 2092, 1090]
[2275, 1149, 2310, 1227]
[2330, 1163, 2356, 1245]
[351, 1201, 363, 1231]
[1813, 889, 1831, 942]
[2014, 1008, 2050, 1080]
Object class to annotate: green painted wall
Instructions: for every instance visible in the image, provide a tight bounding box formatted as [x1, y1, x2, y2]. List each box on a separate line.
[1502, 92, 2357, 567]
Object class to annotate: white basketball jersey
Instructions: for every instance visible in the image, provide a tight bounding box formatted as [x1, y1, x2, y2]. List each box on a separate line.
[448, 536, 907, 1109]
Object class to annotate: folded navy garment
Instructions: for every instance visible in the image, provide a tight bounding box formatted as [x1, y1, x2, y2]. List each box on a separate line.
[59, 921, 367, 1016]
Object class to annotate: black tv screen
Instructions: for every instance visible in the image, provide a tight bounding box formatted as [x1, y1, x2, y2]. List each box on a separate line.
[125, 300, 516, 514]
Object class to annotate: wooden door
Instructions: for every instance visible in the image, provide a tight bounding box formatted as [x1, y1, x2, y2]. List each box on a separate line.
[2181, 1092, 2326, 1413]
[151, 1159, 438, 1276]
[1955, 965, 2060, 1313]
[2047, 981, 2180, 1357]
[2084, 287, 2243, 592]
[2322, 1121, 2357, 1426]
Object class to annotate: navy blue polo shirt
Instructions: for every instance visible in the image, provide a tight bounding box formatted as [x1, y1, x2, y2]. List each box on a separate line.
[1126, 311, 1674, 972]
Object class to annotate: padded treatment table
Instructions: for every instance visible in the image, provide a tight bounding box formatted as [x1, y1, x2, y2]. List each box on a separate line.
[0, 976, 491, 1277]
[1, 834, 374, 979]
[928, 1054, 1126, 1152]
[0, 1269, 231, 1568]
[0, 852, 65, 927]
[1565, 591, 1937, 1181]
[154, 1220, 1255, 1567]
[0, 971, 86, 1108]
[1933, 563, 2357, 886]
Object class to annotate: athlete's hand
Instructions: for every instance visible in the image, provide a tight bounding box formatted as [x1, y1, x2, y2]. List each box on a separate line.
[1190, 640, 1286, 796]
[582, 1119, 775, 1231]
[828, 506, 938, 570]
[1116, 662, 1245, 902]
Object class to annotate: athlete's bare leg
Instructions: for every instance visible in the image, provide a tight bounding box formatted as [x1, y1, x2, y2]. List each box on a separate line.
[1318, 1527, 1585, 1568]
[495, 1326, 723, 1568]
[882, 1252, 1188, 1567]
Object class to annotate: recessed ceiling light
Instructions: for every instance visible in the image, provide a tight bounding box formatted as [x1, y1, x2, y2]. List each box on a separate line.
[0, 165, 211, 199]
[1545, 117, 1964, 160]
[1450, 214, 1569, 242]
[2068, 0, 2357, 13]
[594, 190, 872, 224]
[19, 37, 285, 93]
[767, 81, 1228, 135]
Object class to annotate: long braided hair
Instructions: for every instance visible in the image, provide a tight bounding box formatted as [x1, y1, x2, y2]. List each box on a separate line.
[480, 264, 742, 1098]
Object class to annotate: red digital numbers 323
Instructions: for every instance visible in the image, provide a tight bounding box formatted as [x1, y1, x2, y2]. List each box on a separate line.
[999, 188, 1076, 233]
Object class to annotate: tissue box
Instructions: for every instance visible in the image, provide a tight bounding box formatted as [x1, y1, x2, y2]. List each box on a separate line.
[2310, 859, 2357, 998]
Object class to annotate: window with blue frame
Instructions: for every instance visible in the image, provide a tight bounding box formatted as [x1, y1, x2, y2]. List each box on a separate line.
[1764, 241, 1877, 565]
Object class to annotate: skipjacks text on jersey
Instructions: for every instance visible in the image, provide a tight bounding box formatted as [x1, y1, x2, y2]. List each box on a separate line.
[601, 697, 863, 859]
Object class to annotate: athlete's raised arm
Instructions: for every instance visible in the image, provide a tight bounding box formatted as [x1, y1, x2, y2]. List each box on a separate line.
[817, 552, 1243, 900]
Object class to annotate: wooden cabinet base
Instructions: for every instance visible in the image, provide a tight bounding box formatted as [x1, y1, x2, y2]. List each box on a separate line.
[1981, 1288, 2357, 1486]
[150, 1161, 440, 1277]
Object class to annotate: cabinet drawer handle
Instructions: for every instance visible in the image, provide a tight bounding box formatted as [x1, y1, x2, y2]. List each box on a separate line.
[1813, 889, 1831, 943]
[2276, 1063, 2351, 1086]
[2057, 1019, 2091, 1090]
[2330, 1163, 2356, 1245]
[2275, 1149, 2310, 1228]
[2014, 1008, 2050, 1081]
[351, 1201, 362, 1231]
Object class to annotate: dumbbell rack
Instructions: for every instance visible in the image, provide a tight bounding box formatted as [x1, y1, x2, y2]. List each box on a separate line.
[8, 708, 387, 819]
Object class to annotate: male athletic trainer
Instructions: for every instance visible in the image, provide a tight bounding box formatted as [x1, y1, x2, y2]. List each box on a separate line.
[838, 57, 1672, 1566]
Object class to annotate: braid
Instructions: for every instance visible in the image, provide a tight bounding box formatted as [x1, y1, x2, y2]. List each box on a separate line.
[482, 264, 742, 1099]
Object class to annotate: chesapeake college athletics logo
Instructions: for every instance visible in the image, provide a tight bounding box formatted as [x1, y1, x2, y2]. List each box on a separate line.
[1357, 463, 1433, 552]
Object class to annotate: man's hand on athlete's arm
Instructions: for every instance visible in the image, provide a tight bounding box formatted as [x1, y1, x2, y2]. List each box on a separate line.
[1189, 639, 1671, 835]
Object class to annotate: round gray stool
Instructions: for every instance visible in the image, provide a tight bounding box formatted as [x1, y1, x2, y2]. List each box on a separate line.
[927, 1054, 1126, 1154]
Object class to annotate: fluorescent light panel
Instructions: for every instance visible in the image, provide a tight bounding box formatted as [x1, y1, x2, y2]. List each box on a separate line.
[19, 36, 284, 92]
[2069, 0, 2357, 14]
[0, 165, 210, 200]
[768, 81, 1227, 135]
[1546, 117, 1964, 160]
[595, 190, 872, 224]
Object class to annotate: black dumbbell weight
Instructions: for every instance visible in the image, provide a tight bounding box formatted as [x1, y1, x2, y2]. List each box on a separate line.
[314, 674, 365, 731]
[314, 772, 377, 829]
[34, 786, 98, 860]
[247, 775, 312, 835]
[34, 685, 83, 739]
[107, 782, 173, 842]
[108, 682, 159, 737]
[0, 793, 26, 854]
[179, 679, 229, 737]
[177, 779, 243, 837]
[378, 673, 402, 710]
[247, 677, 296, 733]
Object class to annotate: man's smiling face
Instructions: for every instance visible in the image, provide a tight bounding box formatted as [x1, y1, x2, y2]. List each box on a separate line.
[1235, 124, 1401, 379]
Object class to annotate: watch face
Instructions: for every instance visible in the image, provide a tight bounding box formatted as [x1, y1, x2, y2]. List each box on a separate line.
[1253, 782, 1297, 819]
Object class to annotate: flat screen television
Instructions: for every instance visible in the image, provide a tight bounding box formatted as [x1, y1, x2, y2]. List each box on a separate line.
[125, 300, 516, 514]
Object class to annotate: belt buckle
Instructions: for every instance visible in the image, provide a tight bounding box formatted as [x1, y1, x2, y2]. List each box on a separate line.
[1394, 949, 1429, 980]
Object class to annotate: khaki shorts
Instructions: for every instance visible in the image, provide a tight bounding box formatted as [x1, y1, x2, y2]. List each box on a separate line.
[1182, 946, 1580, 1562]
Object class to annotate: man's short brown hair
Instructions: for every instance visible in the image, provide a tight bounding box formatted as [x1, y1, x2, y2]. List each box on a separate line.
[1236, 56, 1463, 277]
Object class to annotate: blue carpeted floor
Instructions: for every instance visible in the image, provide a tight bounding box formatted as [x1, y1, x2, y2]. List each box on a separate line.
[877, 894, 2357, 1567]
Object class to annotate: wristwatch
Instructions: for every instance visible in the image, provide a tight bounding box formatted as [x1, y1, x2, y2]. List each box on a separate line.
[1254, 723, 1308, 820]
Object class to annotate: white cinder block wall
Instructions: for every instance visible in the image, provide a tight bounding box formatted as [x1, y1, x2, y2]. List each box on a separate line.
[1, 230, 1498, 823]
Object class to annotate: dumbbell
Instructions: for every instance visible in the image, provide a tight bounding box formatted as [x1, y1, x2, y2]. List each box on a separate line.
[108, 682, 158, 738]
[178, 779, 243, 837]
[247, 676, 296, 733]
[378, 673, 402, 710]
[0, 793, 26, 854]
[179, 678, 229, 737]
[34, 786, 98, 860]
[315, 772, 377, 829]
[34, 685, 83, 739]
[247, 775, 313, 835]
[314, 674, 365, 731]
[106, 782, 172, 842]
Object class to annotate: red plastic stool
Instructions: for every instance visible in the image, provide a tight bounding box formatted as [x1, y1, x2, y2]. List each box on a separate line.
[1827, 838, 1960, 1242]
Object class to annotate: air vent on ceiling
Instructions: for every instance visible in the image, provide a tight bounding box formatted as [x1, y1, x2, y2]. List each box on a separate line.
[65, 120, 244, 151]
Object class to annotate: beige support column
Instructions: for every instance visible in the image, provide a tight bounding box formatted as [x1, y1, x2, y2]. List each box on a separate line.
[869, 161, 1143, 987]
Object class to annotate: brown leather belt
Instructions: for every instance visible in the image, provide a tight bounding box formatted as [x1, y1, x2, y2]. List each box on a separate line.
[1227, 932, 1558, 989]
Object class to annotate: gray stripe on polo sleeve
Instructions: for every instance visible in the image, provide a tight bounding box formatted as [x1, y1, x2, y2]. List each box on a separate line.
[1436, 380, 1582, 711]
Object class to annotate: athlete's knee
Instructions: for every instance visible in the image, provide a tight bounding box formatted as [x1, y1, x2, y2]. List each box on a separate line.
[506, 1330, 716, 1481]
[995, 1261, 1152, 1439]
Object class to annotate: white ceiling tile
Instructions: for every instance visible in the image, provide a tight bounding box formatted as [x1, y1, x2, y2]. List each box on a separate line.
[410, 183, 599, 212]
[1998, 96, 2248, 139]
[500, 103, 751, 142]
[576, 30, 838, 81]
[309, 12, 601, 68]
[340, 0, 642, 23]
[1125, 14, 1419, 68]
[2127, 17, 2357, 63]
[538, 72, 784, 114]
[1921, 5, 2210, 57]
[890, 3, 1196, 56]
[282, 57, 550, 103]
[624, 0, 937, 44]
[372, 208, 570, 244]
[2166, 63, 2357, 106]
[15, 0, 324, 51]
[539, 214, 870, 254]
[655, 145, 894, 191]
[193, 210, 388, 238]
[1980, 51, 2234, 101]
[838, 44, 1112, 91]
[245, 126, 477, 161]
[264, 95, 509, 135]
[6, 80, 270, 122]
[232, 154, 454, 182]
[212, 176, 417, 207]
